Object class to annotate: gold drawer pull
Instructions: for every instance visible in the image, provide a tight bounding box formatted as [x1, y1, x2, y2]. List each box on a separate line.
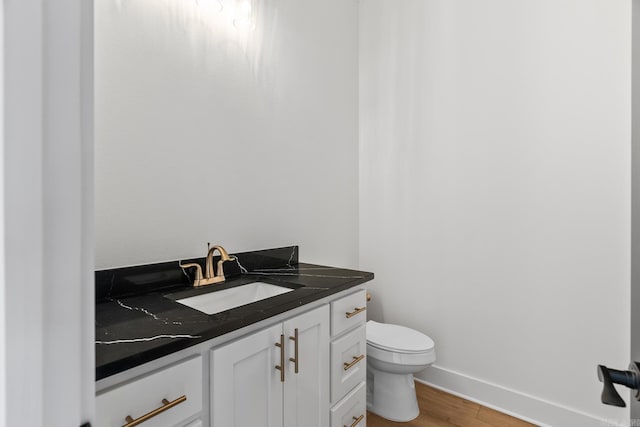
[275, 334, 285, 382]
[122, 395, 187, 427]
[344, 414, 364, 427]
[345, 307, 366, 318]
[343, 354, 365, 371]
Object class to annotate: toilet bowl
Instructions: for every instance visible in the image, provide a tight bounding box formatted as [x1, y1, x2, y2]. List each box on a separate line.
[366, 320, 436, 422]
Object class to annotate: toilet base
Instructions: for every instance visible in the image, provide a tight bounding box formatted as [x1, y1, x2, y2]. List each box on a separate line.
[367, 365, 420, 422]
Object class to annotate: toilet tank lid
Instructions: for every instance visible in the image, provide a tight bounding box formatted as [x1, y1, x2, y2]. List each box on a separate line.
[366, 320, 434, 353]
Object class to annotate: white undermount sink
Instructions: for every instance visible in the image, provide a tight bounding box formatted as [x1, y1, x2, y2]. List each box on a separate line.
[176, 282, 294, 315]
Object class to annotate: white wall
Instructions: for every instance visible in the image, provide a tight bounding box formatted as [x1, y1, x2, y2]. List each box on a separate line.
[632, 0, 640, 421]
[359, 1, 631, 425]
[3, 1, 95, 426]
[95, 0, 359, 269]
[0, 1, 5, 424]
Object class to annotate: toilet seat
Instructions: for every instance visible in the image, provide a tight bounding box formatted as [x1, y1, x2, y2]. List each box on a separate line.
[366, 320, 434, 353]
[367, 342, 436, 366]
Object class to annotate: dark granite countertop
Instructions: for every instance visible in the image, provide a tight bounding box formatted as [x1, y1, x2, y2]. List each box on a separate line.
[95, 246, 373, 381]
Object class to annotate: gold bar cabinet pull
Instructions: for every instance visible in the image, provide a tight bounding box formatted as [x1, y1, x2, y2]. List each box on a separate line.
[343, 414, 364, 427]
[122, 395, 187, 427]
[289, 328, 299, 374]
[345, 307, 366, 318]
[343, 354, 365, 371]
[275, 334, 285, 382]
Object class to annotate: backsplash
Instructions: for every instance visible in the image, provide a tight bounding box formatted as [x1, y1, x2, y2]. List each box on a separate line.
[95, 246, 299, 302]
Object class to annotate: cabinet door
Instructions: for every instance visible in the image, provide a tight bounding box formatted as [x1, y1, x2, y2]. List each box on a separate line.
[211, 324, 283, 427]
[283, 305, 330, 427]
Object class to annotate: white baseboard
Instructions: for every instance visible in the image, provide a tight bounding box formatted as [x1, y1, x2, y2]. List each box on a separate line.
[416, 365, 626, 427]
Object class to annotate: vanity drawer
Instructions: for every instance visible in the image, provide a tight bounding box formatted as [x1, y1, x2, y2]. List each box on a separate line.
[330, 382, 366, 427]
[331, 289, 367, 336]
[331, 324, 366, 403]
[96, 356, 203, 427]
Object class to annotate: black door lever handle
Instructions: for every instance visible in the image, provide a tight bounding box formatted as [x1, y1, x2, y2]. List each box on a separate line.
[597, 362, 640, 407]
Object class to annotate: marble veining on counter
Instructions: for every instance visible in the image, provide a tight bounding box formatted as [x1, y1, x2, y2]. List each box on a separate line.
[95, 246, 373, 380]
[96, 334, 203, 345]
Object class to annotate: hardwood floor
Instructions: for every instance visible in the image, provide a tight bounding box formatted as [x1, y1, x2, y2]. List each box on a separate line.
[366, 382, 538, 427]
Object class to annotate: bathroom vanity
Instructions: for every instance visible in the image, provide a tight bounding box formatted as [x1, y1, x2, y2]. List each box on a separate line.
[95, 246, 373, 427]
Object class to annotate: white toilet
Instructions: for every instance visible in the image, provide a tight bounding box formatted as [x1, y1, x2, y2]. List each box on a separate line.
[366, 320, 436, 422]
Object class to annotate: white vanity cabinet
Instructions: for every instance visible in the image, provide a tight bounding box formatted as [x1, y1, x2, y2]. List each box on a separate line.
[96, 286, 368, 427]
[95, 356, 203, 427]
[211, 305, 329, 427]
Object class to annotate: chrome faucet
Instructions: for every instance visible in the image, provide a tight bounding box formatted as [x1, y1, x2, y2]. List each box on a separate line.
[180, 243, 236, 287]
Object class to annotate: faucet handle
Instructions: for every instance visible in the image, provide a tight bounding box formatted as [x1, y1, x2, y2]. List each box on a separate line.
[180, 262, 204, 286]
[215, 254, 237, 280]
